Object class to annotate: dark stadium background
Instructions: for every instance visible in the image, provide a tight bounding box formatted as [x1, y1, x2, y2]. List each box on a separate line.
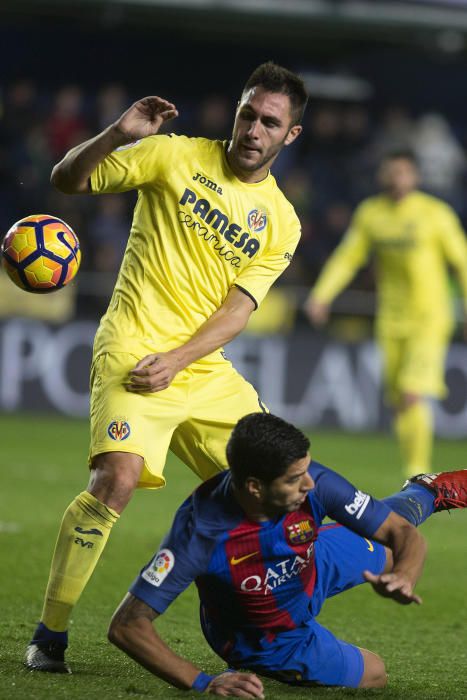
[2, 0, 467, 434]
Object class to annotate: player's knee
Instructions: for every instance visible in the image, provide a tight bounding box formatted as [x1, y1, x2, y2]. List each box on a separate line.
[88, 452, 144, 511]
[358, 649, 387, 688]
[400, 392, 422, 410]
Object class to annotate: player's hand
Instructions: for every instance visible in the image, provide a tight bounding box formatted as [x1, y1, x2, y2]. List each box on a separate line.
[113, 96, 179, 142]
[364, 570, 422, 605]
[126, 351, 183, 393]
[207, 671, 264, 698]
[303, 297, 330, 327]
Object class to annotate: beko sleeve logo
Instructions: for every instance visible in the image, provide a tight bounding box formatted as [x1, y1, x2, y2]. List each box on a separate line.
[344, 490, 370, 519]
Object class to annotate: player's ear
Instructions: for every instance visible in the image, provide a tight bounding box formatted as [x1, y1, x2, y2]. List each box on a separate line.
[284, 124, 302, 146]
[245, 477, 263, 499]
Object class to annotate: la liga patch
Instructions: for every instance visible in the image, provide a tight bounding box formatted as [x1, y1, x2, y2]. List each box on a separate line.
[142, 548, 175, 587]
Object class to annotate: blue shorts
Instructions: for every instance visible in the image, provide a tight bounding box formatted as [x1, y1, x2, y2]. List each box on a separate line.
[240, 524, 387, 688]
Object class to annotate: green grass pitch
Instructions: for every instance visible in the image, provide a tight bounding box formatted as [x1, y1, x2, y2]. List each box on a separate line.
[0, 413, 466, 699]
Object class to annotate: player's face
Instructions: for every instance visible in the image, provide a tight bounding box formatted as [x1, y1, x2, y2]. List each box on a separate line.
[227, 87, 302, 182]
[378, 157, 419, 200]
[261, 455, 314, 516]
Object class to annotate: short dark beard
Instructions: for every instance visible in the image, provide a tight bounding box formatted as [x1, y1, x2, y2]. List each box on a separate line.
[227, 136, 287, 175]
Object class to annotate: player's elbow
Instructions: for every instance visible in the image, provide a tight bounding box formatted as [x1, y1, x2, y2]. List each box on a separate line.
[415, 527, 427, 554]
[216, 308, 251, 345]
[107, 616, 124, 648]
[107, 612, 136, 653]
[232, 310, 251, 336]
[50, 163, 68, 192]
[50, 162, 88, 194]
[229, 301, 256, 335]
[399, 520, 427, 554]
[50, 164, 72, 194]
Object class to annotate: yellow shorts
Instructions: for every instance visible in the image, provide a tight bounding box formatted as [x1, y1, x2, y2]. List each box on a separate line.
[378, 333, 449, 405]
[89, 352, 267, 489]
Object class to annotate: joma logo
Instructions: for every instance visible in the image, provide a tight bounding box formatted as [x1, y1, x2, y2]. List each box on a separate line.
[193, 172, 223, 195]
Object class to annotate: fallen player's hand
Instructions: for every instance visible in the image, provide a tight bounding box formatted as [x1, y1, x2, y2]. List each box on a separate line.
[207, 671, 264, 698]
[364, 570, 422, 605]
[126, 351, 183, 393]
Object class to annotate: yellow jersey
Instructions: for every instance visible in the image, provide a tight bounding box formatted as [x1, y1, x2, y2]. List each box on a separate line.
[90, 134, 300, 364]
[311, 191, 467, 337]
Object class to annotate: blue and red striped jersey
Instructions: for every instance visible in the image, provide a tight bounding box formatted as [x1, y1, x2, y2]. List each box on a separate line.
[130, 460, 391, 661]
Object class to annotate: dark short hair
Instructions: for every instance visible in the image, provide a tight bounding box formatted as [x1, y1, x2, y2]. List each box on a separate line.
[242, 61, 308, 125]
[226, 413, 310, 488]
[381, 149, 418, 167]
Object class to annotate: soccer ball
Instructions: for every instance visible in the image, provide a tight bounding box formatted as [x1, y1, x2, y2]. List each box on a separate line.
[1, 214, 81, 293]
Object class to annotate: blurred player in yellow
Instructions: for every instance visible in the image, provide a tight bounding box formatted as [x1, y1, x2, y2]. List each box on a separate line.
[305, 150, 467, 478]
[26, 62, 307, 674]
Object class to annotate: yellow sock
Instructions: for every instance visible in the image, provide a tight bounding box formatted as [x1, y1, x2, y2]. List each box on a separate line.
[41, 491, 119, 632]
[394, 401, 433, 476]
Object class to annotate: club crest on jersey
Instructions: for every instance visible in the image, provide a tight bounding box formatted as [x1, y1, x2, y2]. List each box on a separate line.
[142, 548, 175, 587]
[247, 209, 267, 233]
[107, 420, 131, 441]
[286, 519, 315, 545]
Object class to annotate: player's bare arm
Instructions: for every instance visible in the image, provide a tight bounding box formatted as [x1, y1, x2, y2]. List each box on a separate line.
[363, 510, 427, 605]
[108, 594, 264, 698]
[126, 287, 255, 393]
[51, 96, 178, 194]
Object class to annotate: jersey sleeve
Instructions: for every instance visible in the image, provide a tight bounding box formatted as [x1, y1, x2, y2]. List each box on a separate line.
[436, 203, 467, 312]
[129, 496, 215, 614]
[90, 133, 186, 194]
[233, 208, 301, 308]
[310, 203, 372, 305]
[309, 461, 392, 537]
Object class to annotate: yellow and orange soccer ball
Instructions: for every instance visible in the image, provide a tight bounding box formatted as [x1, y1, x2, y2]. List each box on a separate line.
[1, 214, 81, 293]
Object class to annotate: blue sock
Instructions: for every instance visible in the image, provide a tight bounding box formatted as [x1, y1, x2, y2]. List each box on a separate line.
[31, 622, 68, 647]
[383, 484, 435, 526]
